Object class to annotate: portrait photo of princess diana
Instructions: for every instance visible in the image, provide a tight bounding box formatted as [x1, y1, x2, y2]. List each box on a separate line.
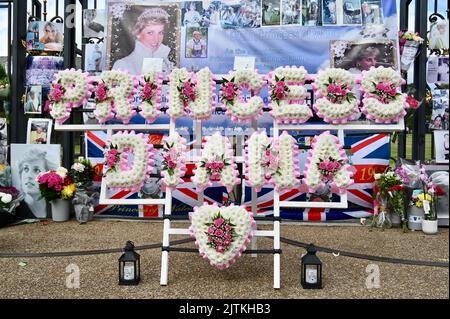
[106, 1, 180, 75]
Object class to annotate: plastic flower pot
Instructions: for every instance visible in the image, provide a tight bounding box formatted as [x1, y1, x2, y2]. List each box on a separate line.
[422, 219, 438, 235]
[407, 205, 424, 231]
[50, 199, 70, 222]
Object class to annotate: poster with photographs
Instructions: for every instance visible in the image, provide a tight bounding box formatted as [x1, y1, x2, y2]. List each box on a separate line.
[330, 40, 398, 74]
[302, 0, 322, 26]
[185, 28, 208, 58]
[0, 118, 7, 164]
[25, 56, 64, 86]
[262, 0, 281, 26]
[220, 0, 262, 28]
[27, 119, 52, 144]
[361, 0, 383, 24]
[24, 86, 42, 114]
[434, 130, 449, 163]
[84, 43, 106, 73]
[83, 9, 106, 38]
[26, 21, 64, 52]
[282, 0, 302, 25]
[106, 1, 181, 75]
[10, 144, 60, 219]
[429, 89, 449, 130]
[429, 18, 449, 50]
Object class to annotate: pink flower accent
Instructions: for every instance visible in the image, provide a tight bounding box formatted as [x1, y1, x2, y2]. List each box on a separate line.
[168, 161, 177, 169]
[49, 84, 64, 102]
[142, 82, 154, 100]
[214, 228, 224, 237]
[109, 149, 118, 157]
[224, 240, 231, 246]
[276, 92, 284, 100]
[319, 162, 328, 170]
[214, 218, 225, 227]
[208, 226, 214, 234]
[224, 233, 232, 240]
[96, 83, 108, 102]
[276, 81, 285, 87]
[225, 225, 232, 231]
[216, 246, 225, 253]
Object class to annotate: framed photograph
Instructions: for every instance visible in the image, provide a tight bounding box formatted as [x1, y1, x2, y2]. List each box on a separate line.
[84, 43, 106, 73]
[330, 39, 399, 74]
[0, 118, 7, 146]
[262, 0, 281, 26]
[106, 1, 181, 75]
[181, 1, 204, 27]
[429, 89, 449, 130]
[282, 0, 302, 25]
[25, 56, 64, 86]
[322, 0, 337, 25]
[24, 86, 42, 114]
[302, 0, 322, 26]
[27, 21, 64, 52]
[361, 0, 383, 24]
[83, 9, 106, 38]
[341, 0, 362, 25]
[27, 118, 53, 145]
[220, 0, 262, 29]
[429, 18, 449, 50]
[185, 27, 208, 58]
[10, 144, 61, 219]
[434, 130, 449, 164]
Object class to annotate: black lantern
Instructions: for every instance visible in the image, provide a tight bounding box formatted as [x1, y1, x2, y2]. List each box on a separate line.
[119, 241, 140, 285]
[301, 244, 322, 289]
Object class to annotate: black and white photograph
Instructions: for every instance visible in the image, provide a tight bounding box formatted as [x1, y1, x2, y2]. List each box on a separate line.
[25, 56, 64, 86]
[182, 1, 204, 27]
[342, 0, 362, 25]
[434, 130, 449, 163]
[27, 118, 53, 145]
[84, 43, 106, 73]
[429, 18, 449, 50]
[107, 1, 181, 75]
[11, 144, 60, 219]
[361, 0, 383, 24]
[282, 0, 302, 25]
[302, 0, 322, 26]
[24, 86, 42, 114]
[322, 0, 337, 25]
[83, 9, 106, 38]
[27, 20, 64, 52]
[185, 28, 208, 58]
[220, 0, 262, 29]
[0, 118, 7, 146]
[429, 89, 449, 130]
[330, 40, 398, 74]
[262, 0, 281, 26]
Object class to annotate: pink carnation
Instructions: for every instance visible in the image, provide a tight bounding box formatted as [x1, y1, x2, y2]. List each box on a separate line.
[208, 226, 214, 234]
[224, 240, 231, 246]
[168, 160, 177, 169]
[216, 246, 225, 253]
[142, 82, 154, 100]
[319, 162, 328, 170]
[214, 229, 224, 237]
[214, 218, 225, 227]
[96, 83, 108, 102]
[225, 225, 232, 231]
[224, 233, 232, 240]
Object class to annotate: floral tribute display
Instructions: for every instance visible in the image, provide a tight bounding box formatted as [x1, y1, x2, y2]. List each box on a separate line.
[360, 66, 407, 123]
[192, 132, 240, 193]
[303, 131, 353, 193]
[161, 132, 187, 190]
[36, 167, 77, 201]
[189, 203, 255, 270]
[268, 66, 312, 124]
[167, 67, 216, 120]
[48, 69, 93, 124]
[139, 70, 163, 123]
[312, 68, 359, 124]
[103, 131, 154, 192]
[221, 68, 265, 123]
[245, 131, 300, 192]
[94, 70, 138, 124]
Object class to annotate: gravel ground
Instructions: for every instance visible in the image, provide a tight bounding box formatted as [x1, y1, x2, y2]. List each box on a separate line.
[0, 220, 448, 299]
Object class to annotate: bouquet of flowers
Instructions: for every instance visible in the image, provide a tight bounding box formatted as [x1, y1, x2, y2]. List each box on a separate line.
[270, 75, 290, 106]
[0, 164, 24, 215]
[205, 212, 236, 253]
[398, 30, 424, 71]
[70, 157, 97, 190]
[36, 167, 77, 201]
[200, 154, 231, 181]
[103, 143, 121, 174]
[373, 169, 408, 231]
[416, 162, 446, 221]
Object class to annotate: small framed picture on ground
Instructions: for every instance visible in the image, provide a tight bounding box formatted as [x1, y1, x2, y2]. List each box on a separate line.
[434, 130, 449, 164]
[27, 118, 53, 145]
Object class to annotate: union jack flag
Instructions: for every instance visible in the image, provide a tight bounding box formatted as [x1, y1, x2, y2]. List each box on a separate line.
[87, 132, 390, 220]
